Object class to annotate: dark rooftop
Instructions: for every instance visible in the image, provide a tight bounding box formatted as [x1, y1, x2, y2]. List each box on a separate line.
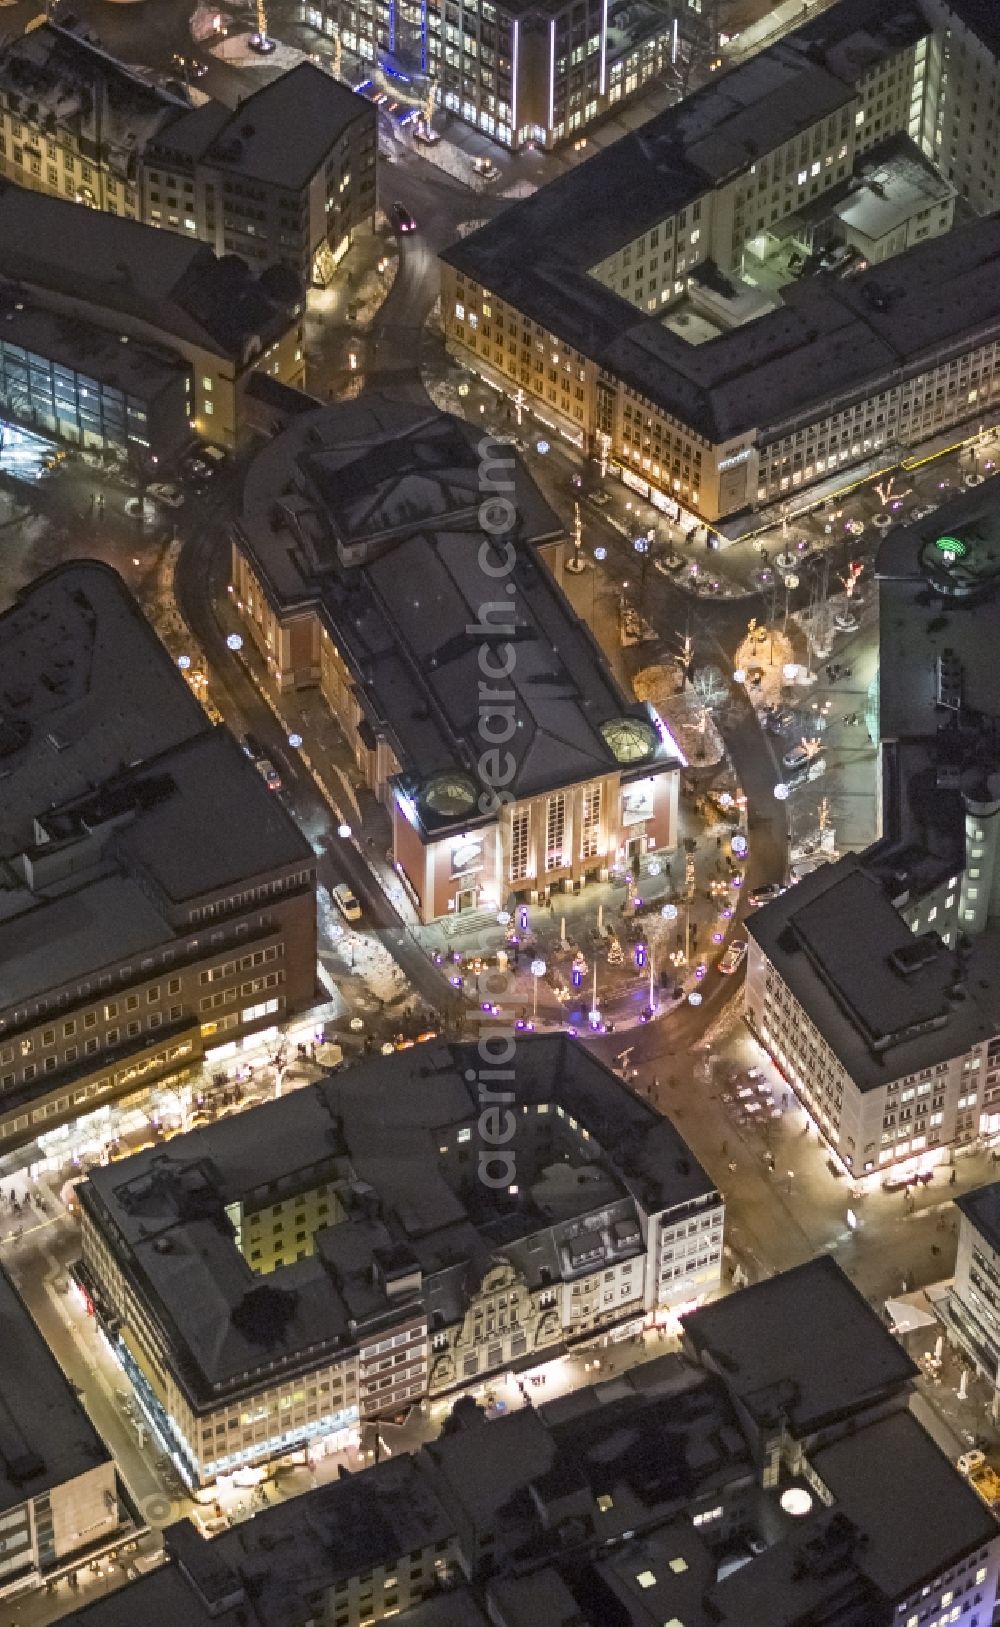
[682, 1256, 917, 1434]
[439, 1, 1000, 447]
[0, 1264, 112, 1515]
[235, 396, 679, 829]
[0, 562, 311, 1014]
[78, 1036, 717, 1401]
[813, 1408, 999, 1596]
[0, 183, 300, 360]
[956, 1178, 1000, 1252]
[197, 62, 370, 189]
[744, 854, 998, 1088]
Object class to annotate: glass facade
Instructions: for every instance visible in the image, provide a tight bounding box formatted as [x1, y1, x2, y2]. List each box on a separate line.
[0, 340, 148, 453]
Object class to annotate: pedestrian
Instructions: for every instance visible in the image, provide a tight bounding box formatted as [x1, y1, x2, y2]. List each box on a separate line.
[721, 1140, 728, 1156]
[950, 1167, 958, 1185]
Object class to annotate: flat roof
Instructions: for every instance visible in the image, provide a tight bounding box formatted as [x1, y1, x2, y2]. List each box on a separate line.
[440, 1, 1000, 447]
[0, 297, 187, 403]
[0, 1264, 111, 1514]
[0, 563, 311, 1014]
[54, 1277, 993, 1627]
[681, 1256, 917, 1434]
[195, 63, 370, 189]
[832, 133, 955, 242]
[876, 476, 1000, 738]
[0, 183, 299, 360]
[745, 855, 1000, 1088]
[63, 1456, 456, 1627]
[236, 396, 678, 829]
[79, 1036, 717, 1401]
[956, 1178, 1000, 1252]
[813, 1408, 999, 1596]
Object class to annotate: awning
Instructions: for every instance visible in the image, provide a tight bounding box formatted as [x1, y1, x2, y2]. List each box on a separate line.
[885, 1295, 936, 1334]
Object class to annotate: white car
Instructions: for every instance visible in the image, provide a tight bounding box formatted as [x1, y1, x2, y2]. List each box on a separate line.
[719, 938, 748, 975]
[331, 882, 362, 923]
[148, 481, 185, 509]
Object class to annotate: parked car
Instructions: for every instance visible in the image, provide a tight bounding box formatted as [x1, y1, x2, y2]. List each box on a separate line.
[255, 758, 282, 792]
[390, 201, 417, 233]
[747, 882, 784, 909]
[718, 938, 747, 975]
[147, 481, 184, 509]
[331, 882, 362, 923]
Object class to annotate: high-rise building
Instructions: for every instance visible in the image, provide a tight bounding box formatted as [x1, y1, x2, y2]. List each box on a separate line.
[301, 0, 680, 151]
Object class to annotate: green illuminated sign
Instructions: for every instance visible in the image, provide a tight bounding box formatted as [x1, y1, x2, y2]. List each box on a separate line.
[935, 536, 968, 559]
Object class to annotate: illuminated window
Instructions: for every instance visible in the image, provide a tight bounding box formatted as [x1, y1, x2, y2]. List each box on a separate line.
[545, 792, 566, 871]
[510, 807, 530, 881]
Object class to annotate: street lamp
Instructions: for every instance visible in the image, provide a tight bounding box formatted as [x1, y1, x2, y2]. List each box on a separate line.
[530, 958, 547, 1018]
[226, 633, 243, 652]
[337, 823, 352, 839]
[566, 502, 586, 574]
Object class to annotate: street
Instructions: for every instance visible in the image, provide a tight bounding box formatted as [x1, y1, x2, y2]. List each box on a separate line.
[1, 4, 1000, 1617]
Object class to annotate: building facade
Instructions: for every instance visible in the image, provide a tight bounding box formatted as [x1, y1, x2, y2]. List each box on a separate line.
[0, 182, 304, 458]
[940, 1182, 1000, 1391]
[745, 483, 1000, 1181]
[64, 1258, 1000, 1627]
[0, 26, 376, 288]
[138, 63, 376, 288]
[441, 0, 1000, 529]
[0, 1265, 135, 1599]
[0, 563, 316, 1153]
[301, 0, 682, 151]
[75, 1036, 723, 1487]
[0, 20, 185, 218]
[231, 396, 681, 923]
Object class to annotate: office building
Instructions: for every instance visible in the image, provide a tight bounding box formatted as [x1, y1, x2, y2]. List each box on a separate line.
[139, 62, 376, 287]
[0, 561, 316, 1154]
[301, 0, 680, 151]
[231, 395, 681, 922]
[745, 481, 1000, 1178]
[0, 25, 376, 286]
[75, 1034, 723, 1486]
[441, 0, 1000, 530]
[0, 181, 304, 458]
[61, 1258, 1000, 1627]
[939, 1180, 1000, 1391]
[0, 1264, 135, 1598]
